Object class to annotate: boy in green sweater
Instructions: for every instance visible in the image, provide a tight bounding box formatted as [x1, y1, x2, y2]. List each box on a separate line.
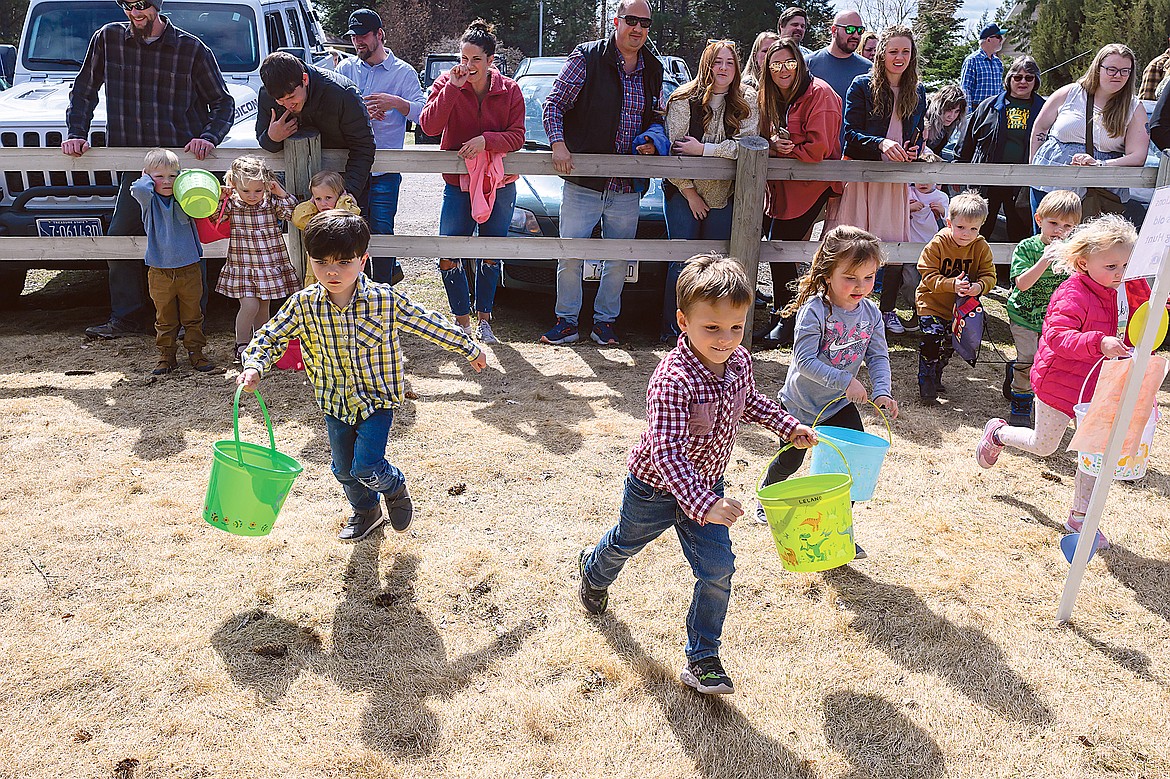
[915, 190, 998, 404]
[1002, 190, 1081, 426]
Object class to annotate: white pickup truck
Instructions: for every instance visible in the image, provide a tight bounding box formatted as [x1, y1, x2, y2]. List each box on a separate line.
[0, 0, 334, 305]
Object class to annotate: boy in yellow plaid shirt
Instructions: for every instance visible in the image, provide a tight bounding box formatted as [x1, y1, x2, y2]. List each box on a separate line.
[238, 210, 487, 541]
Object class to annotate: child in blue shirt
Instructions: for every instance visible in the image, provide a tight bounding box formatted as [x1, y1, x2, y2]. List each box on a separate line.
[130, 148, 212, 375]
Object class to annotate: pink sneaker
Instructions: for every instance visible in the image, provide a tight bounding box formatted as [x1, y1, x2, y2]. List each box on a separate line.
[1065, 513, 1111, 550]
[976, 419, 1007, 468]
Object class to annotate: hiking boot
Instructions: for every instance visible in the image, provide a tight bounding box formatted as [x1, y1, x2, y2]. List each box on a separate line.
[152, 357, 177, 376]
[86, 318, 143, 340]
[882, 310, 905, 334]
[475, 320, 499, 345]
[540, 317, 579, 345]
[1002, 360, 1016, 402]
[976, 418, 1007, 468]
[577, 547, 608, 615]
[1009, 392, 1034, 428]
[681, 656, 734, 695]
[1065, 512, 1111, 551]
[590, 321, 619, 346]
[338, 503, 385, 542]
[189, 351, 215, 372]
[383, 484, 414, 533]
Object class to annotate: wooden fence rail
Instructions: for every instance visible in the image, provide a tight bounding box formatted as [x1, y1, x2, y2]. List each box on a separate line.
[3, 138, 1168, 340]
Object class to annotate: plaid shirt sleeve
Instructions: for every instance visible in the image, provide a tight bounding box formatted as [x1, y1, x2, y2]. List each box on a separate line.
[191, 42, 234, 144]
[644, 375, 721, 525]
[241, 296, 304, 375]
[740, 358, 800, 440]
[543, 48, 587, 146]
[67, 28, 108, 139]
[393, 294, 482, 362]
[1140, 53, 1169, 102]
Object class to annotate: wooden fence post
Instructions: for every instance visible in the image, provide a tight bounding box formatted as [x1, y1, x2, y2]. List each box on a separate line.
[284, 130, 321, 281]
[728, 135, 770, 348]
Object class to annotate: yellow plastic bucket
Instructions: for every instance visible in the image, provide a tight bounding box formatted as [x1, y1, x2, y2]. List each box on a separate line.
[203, 387, 303, 537]
[174, 168, 221, 219]
[757, 440, 855, 572]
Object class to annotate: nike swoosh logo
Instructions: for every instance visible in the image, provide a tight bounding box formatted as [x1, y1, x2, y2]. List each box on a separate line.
[827, 339, 866, 355]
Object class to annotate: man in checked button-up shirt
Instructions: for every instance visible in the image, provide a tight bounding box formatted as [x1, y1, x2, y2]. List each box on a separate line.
[239, 211, 487, 543]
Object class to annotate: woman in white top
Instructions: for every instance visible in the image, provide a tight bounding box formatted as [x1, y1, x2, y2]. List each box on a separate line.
[1030, 44, 1149, 220]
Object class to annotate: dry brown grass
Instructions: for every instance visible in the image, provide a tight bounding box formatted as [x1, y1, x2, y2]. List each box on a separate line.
[3, 260, 1170, 779]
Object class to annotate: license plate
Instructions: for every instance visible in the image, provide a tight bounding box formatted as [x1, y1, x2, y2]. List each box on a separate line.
[583, 260, 638, 283]
[36, 218, 104, 238]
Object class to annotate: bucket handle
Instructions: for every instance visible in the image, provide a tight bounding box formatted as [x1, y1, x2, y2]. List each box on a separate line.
[232, 385, 278, 467]
[813, 395, 892, 445]
[757, 437, 852, 494]
[1076, 355, 1134, 405]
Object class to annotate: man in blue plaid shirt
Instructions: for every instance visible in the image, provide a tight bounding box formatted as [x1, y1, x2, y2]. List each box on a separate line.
[239, 211, 487, 543]
[960, 23, 1006, 111]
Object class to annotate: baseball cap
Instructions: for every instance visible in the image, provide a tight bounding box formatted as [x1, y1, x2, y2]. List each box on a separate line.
[979, 23, 1004, 39]
[346, 9, 382, 37]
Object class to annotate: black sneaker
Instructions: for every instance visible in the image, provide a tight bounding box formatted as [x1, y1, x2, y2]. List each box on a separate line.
[85, 318, 143, 340]
[383, 485, 413, 533]
[681, 656, 734, 695]
[338, 504, 385, 542]
[577, 547, 608, 615]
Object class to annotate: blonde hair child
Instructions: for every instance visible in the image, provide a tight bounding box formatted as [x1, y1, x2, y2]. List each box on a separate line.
[760, 226, 898, 555]
[214, 155, 301, 361]
[977, 215, 1147, 550]
[292, 171, 362, 230]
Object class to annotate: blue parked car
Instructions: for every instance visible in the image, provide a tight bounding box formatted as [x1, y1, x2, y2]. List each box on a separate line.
[502, 57, 679, 299]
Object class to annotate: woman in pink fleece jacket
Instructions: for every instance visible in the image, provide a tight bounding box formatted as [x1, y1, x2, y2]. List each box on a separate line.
[976, 215, 1149, 550]
[418, 19, 525, 345]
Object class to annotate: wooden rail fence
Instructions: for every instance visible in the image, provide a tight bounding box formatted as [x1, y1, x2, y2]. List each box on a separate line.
[3, 135, 1167, 340]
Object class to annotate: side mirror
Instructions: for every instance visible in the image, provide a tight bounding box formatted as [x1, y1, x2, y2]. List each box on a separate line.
[0, 45, 16, 88]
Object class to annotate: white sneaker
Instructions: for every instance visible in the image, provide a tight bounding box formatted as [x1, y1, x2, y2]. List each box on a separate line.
[882, 311, 905, 334]
[475, 320, 499, 344]
[459, 323, 474, 339]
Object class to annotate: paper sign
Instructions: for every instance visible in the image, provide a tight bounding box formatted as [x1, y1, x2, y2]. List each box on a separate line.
[1125, 187, 1170, 279]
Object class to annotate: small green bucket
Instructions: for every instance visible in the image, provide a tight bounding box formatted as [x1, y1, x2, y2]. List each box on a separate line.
[757, 440, 855, 572]
[174, 168, 221, 219]
[203, 386, 303, 537]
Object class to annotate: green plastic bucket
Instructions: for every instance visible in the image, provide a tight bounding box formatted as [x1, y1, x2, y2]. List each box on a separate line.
[757, 440, 855, 572]
[203, 386, 303, 537]
[174, 168, 221, 219]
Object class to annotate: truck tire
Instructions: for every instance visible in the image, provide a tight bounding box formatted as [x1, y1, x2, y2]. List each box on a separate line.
[0, 268, 27, 308]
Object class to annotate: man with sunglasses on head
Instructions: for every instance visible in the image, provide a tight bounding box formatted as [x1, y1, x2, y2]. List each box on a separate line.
[540, 0, 663, 347]
[64, 0, 234, 340]
[806, 11, 870, 109]
[960, 23, 1006, 111]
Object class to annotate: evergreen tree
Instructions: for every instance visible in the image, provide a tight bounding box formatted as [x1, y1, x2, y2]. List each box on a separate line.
[914, 0, 965, 82]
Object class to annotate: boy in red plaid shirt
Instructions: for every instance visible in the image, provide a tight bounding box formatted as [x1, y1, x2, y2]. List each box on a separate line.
[577, 253, 816, 695]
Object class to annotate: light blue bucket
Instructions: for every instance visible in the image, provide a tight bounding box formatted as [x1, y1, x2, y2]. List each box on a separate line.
[808, 397, 891, 502]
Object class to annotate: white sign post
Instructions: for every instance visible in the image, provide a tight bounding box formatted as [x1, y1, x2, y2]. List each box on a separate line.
[1056, 193, 1170, 623]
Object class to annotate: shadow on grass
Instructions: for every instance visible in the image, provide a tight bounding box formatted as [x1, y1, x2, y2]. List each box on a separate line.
[991, 494, 1064, 532]
[823, 566, 1054, 727]
[1104, 545, 1170, 625]
[823, 691, 945, 779]
[596, 616, 814, 779]
[211, 540, 532, 758]
[1068, 625, 1162, 685]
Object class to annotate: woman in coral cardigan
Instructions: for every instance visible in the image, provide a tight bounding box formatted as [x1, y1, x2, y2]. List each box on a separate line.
[419, 20, 524, 345]
[757, 37, 843, 344]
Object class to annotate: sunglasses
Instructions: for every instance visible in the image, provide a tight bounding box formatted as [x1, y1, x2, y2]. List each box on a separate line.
[1010, 73, 1036, 82]
[620, 15, 653, 29]
[1100, 65, 1132, 78]
[769, 60, 799, 72]
[118, 0, 153, 9]
[834, 25, 865, 34]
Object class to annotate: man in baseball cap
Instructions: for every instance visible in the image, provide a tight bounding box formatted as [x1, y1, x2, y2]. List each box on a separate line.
[345, 8, 382, 37]
[960, 22, 1006, 108]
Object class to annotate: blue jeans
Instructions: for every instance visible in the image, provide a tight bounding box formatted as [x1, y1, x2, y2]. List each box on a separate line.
[367, 172, 402, 284]
[662, 191, 734, 336]
[438, 182, 516, 316]
[582, 473, 736, 663]
[555, 180, 641, 325]
[323, 409, 405, 512]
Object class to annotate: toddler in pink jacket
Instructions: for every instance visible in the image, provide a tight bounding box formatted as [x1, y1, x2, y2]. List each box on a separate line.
[975, 215, 1149, 550]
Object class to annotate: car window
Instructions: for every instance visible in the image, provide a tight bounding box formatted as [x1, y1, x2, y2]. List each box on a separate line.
[284, 9, 303, 49]
[265, 12, 288, 51]
[23, 1, 259, 73]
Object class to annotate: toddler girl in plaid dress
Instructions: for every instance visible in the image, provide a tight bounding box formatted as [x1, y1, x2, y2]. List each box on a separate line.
[214, 155, 301, 361]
